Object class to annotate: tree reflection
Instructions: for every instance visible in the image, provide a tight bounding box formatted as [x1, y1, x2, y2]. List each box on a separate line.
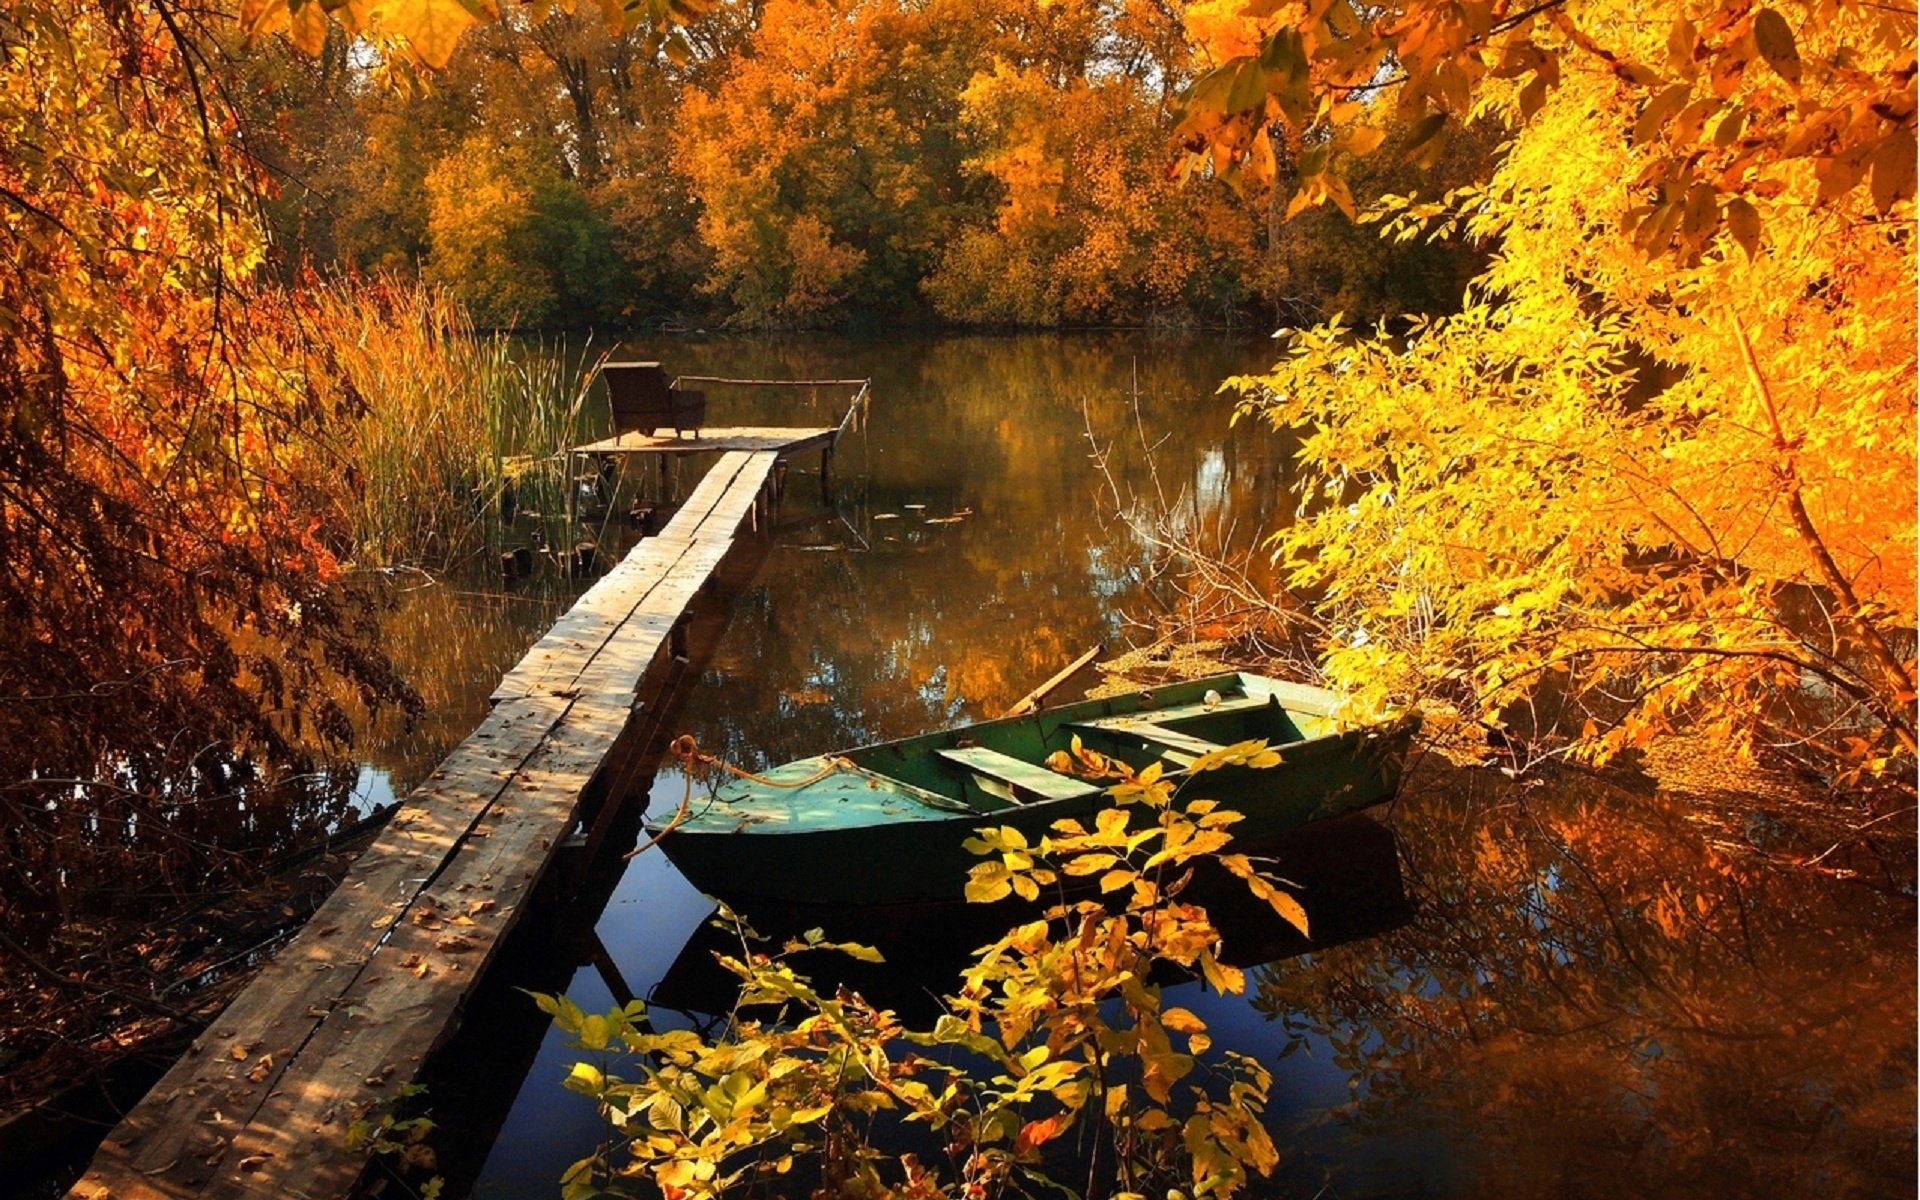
[609, 332, 1292, 768]
[1249, 759, 1916, 1197]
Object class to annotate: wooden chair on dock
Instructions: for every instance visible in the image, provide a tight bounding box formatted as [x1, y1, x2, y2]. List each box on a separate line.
[602, 361, 706, 439]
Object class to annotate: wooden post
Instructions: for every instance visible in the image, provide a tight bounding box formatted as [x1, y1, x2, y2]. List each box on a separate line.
[820, 445, 834, 502]
[584, 931, 637, 1008]
[1002, 645, 1106, 717]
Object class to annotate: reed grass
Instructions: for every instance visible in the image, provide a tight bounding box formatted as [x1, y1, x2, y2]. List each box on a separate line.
[305, 276, 600, 569]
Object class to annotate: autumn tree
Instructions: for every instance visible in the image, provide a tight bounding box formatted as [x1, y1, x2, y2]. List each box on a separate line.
[0, 1, 424, 948]
[1197, 0, 1916, 786]
[927, 54, 1264, 325]
[669, 0, 997, 326]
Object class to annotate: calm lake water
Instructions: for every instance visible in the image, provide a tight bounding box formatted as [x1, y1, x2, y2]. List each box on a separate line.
[396, 333, 1909, 1198]
[33, 333, 1912, 1197]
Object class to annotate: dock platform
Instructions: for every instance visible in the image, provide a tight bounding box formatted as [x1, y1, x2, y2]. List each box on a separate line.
[67, 435, 834, 1199]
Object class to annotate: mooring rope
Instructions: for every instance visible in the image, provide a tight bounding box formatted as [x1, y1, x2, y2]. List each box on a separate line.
[624, 736, 858, 859]
[668, 734, 858, 790]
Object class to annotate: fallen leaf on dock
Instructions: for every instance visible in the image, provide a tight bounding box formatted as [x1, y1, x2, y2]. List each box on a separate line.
[246, 1054, 275, 1083]
[436, 934, 475, 954]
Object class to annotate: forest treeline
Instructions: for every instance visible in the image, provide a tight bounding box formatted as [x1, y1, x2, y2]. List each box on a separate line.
[248, 0, 1490, 330]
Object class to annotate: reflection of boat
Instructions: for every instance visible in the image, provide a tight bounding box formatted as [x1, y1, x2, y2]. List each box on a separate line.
[651, 672, 1417, 907]
[651, 814, 1412, 1022]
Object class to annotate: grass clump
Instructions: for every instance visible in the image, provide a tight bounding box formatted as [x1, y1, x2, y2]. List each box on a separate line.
[302, 275, 600, 569]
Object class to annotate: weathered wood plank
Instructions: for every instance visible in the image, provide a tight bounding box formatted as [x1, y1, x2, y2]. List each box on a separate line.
[205, 699, 633, 1200]
[71, 436, 790, 1200]
[572, 426, 835, 456]
[70, 695, 571, 1200]
[494, 452, 776, 703]
[491, 538, 711, 702]
[935, 746, 1100, 802]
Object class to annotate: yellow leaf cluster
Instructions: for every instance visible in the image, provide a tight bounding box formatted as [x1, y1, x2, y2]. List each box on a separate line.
[1231, 0, 1915, 784]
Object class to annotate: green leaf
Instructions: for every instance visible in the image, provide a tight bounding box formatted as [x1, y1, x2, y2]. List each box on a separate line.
[1226, 60, 1267, 114]
[1183, 62, 1238, 115]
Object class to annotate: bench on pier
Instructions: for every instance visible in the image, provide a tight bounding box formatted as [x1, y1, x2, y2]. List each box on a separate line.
[936, 746, 1100, 803]
[603, 361, 706, 439]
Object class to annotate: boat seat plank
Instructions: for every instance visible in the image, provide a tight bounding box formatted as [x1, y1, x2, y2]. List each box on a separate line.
[1236, 675, 1343, 718]
[1070, 720, 1224, 762]
[1074, 693, 1274, 730]
[935, 747, 1100, 802]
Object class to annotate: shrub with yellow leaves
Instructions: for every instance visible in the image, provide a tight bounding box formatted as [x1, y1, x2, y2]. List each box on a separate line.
[541, 743, 1307, 1198]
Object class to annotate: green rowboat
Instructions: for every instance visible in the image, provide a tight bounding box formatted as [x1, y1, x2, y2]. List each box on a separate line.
[650, 672, 1416, 907]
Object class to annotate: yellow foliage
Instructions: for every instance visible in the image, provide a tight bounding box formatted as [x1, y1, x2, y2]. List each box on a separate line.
[541, 758, 1302, 1196]
[1231, 0, 1916, 785]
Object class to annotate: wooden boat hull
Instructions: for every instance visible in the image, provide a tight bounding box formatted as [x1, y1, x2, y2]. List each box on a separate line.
[650, 814, 1412, 1021]
[651, 672, 1416, 907]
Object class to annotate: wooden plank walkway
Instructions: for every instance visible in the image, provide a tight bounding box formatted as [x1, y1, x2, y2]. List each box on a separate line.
[66, 440, 819, 1200]
[572, 426, 836, 456]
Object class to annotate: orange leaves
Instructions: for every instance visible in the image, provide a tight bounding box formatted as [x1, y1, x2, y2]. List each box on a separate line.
[1174, 0, 1916, 242]
[242, 0, 716, 71]
[1014, 1112, 1069, 1154]
[1233, 0, 1917, 783]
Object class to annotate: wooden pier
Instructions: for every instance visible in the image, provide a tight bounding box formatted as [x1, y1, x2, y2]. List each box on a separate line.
[563, 376, 870, 526]
[67, 431, 840, 1200]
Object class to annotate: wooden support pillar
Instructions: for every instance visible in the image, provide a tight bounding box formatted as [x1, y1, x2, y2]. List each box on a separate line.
[820, 444, 835, 502]
[583, 931, 637, 1008]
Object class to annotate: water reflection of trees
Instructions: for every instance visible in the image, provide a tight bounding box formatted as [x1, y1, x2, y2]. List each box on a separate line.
[1249, 761, 1917, 1198]
[620, 333, 1291, 767]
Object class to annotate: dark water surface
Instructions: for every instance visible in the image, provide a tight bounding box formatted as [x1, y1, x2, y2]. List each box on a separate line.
[27, 333, 1911, 1197]
[422, 334, 1910, 1198]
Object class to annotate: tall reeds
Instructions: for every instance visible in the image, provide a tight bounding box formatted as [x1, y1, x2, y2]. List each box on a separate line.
[302, 276, 599, 569]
